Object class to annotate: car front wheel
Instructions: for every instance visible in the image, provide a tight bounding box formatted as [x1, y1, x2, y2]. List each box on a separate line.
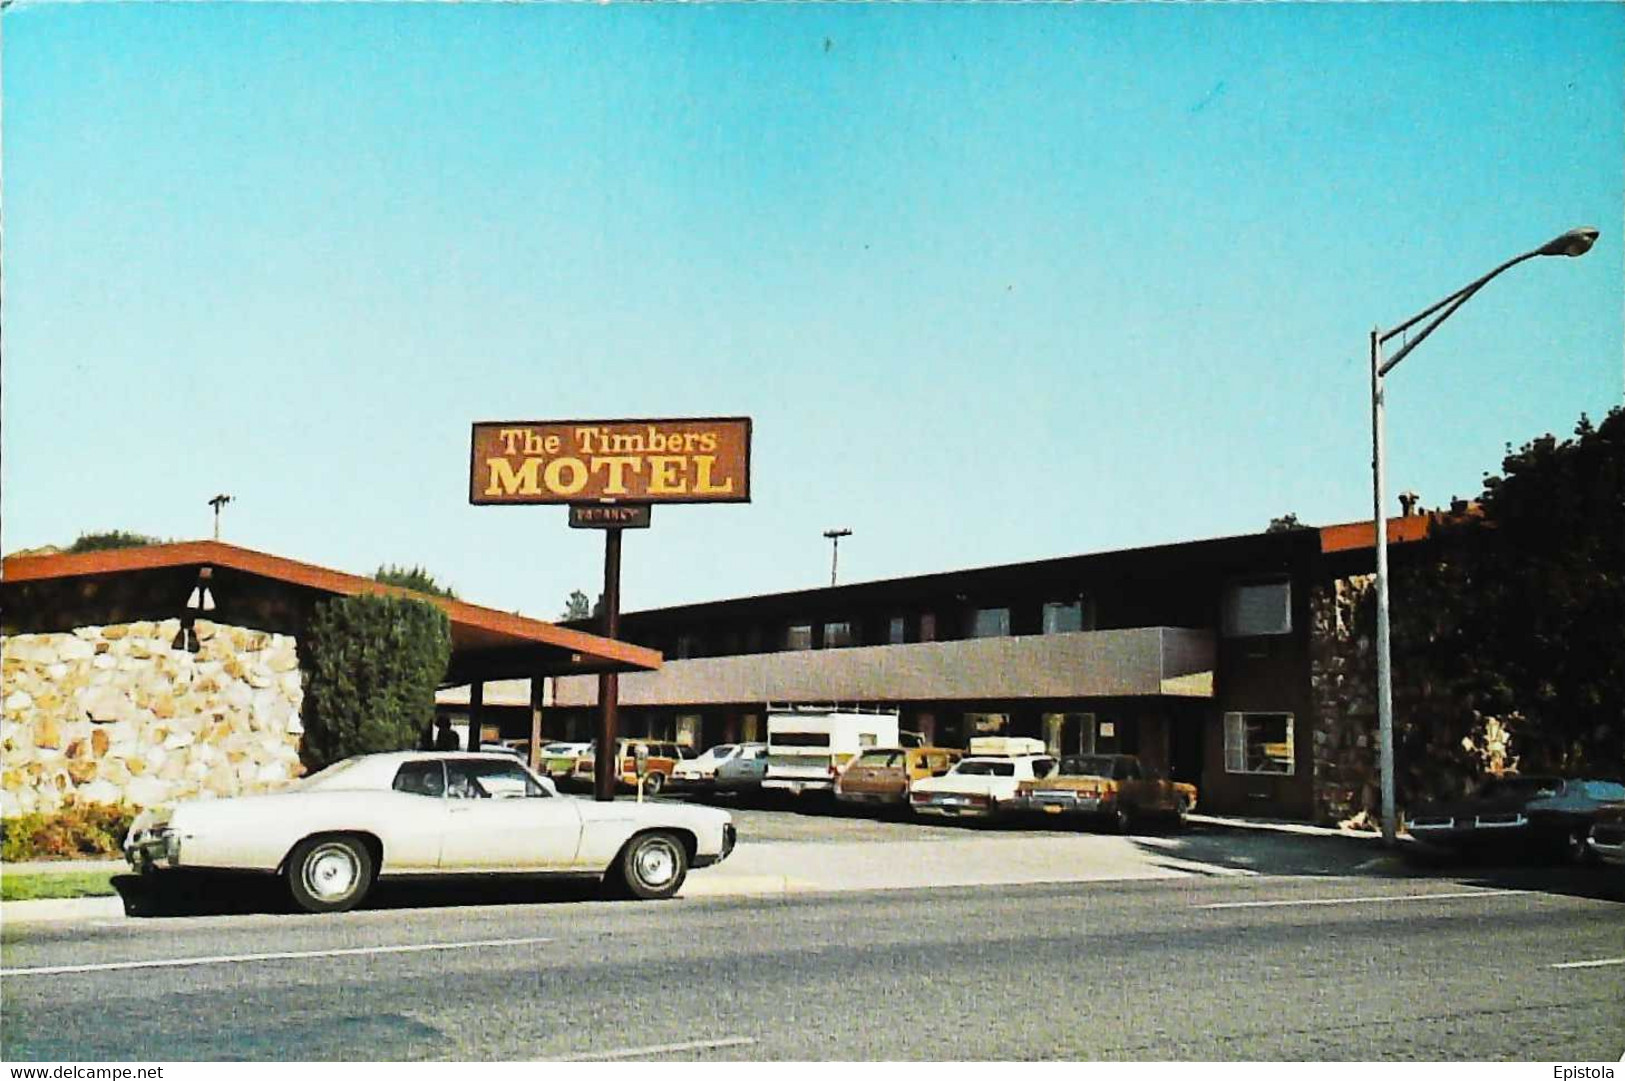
[617, 831, 688, 900]
[287, 835, 373, 914]
[641, 771, 666, 797]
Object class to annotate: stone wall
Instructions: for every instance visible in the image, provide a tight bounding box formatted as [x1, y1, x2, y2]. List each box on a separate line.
[1309, 575, 1378, 824]
[1, 619, 304, 817]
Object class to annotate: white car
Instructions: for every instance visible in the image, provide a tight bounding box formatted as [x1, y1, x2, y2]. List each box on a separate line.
[671, 743, 746, 788]
[123, 751, 737, 912]
[909, 754, 1058, 819]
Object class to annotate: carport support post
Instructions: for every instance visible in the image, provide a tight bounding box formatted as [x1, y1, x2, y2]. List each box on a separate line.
[468, 681, 483, 752]
[528, 677, 544, 771]
[594, 527, 624, 802]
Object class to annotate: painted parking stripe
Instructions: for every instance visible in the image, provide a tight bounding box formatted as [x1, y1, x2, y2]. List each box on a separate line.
[558, 1036, 757, 1061]
[1195, 888, 1529, 910]
[0, 935, 555, 978]
[1550, 957, 1625, 970]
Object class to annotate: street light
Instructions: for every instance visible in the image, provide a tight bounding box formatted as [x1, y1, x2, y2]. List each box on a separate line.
[1370, 226, 1598, 844]
[823, 528, 852, 587]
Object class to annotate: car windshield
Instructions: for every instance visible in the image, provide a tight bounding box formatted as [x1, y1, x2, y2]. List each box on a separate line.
[1059, 755, 1116, 777]
[708, 745, 737, 760]
[1475, 776, 1562, 800]
[1582, 781, 1625, 801]
[954, 760, 1015, 777]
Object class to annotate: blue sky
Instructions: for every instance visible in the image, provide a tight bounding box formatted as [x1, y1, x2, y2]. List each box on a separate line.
[4, 2, 1621, 619]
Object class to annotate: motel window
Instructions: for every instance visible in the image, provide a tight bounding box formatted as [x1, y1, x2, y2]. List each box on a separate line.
[1224, 712, 1295, 775]
[823, 621, 856, 649]
[970, 607, 1010, 639]
[675, 634, 700, 660]
[785, 624, 813, 651]
[888, 616, 907, 645]
[1222, 579, 1292, 637]
[1042, 600, 1088, 635]
[919, 613, 937, 642]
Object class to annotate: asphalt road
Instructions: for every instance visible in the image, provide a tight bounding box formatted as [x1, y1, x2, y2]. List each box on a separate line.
[4, 863, 1621, 1061]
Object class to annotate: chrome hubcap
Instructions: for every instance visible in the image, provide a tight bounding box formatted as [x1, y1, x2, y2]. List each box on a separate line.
[305, 845, 359, 899]
[635, 842, 678, 886]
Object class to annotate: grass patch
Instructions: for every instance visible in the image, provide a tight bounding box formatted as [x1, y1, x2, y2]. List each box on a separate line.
[1, 870, 118, 902]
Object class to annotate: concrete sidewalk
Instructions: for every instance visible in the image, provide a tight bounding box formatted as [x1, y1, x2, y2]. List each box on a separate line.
[0, 833, 1257, 925]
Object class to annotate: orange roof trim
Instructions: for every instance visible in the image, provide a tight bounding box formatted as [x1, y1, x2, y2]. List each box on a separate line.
[1318, 515, 1434, 554]
[1, 541, 660, 674]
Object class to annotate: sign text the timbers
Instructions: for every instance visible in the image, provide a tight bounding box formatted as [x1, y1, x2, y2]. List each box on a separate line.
[470, 418, 751, 506]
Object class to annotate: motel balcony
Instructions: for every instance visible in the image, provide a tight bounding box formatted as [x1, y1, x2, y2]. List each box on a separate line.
[548, 626, 1214, 708]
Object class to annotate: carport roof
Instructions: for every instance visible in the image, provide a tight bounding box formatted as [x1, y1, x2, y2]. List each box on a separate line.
[0, 540, 660, 684]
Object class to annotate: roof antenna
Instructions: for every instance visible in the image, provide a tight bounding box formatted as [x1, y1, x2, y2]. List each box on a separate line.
[209, 494, 233, 540]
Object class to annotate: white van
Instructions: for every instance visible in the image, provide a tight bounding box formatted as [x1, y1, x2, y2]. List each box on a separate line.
[764, 709, 901, 795]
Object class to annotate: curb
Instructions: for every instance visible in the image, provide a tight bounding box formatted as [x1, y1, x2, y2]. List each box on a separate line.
[1185, 814, 1386, 841]
[2, 895, 128, 926]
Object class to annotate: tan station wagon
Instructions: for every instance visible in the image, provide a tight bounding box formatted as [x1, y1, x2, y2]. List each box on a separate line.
[1016, 753, 1197, 832]
[834, 747, 963, 807]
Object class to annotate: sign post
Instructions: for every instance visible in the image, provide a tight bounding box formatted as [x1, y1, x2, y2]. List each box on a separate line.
[469, 417, 752, 802]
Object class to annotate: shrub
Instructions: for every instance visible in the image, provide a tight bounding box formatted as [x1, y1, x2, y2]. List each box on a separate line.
[300, 593, 452, 772]
[1, 803, 136, 862]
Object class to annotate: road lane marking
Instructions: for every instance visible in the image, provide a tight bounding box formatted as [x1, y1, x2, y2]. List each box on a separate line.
[1195, 888, 1529, 910]
[557, 1036, 757, 1061]
[0, 935, 555, 977]
[1550, 957, 1625, 970]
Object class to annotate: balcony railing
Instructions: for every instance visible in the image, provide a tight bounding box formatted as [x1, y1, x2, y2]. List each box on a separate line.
[549, 626, 1213, 708]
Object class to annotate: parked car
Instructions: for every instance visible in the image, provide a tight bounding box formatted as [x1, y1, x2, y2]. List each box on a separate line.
[1015, 753, 1197, 832]
[123, 751, 736, 912]
[1405, 775, 1625, 863]
[712, 742, 769, 794]
[835, 747, 962, 808]
[1586, 802, 1625, 867]
[571, 739, 692, 796]
[536, 741, 593, 784]
[671, 743, 745, 789]
[909, 752, 1058, 820]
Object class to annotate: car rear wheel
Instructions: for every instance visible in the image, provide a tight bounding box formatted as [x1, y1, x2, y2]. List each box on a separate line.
[1561, 827, 1594, 865]
[1110, 803, 1133, 834]
[617, 831, 688, 900]
[641, 770, 666, 797]
[287, 835, 373, 914]
[1173, 797, 1192, 830]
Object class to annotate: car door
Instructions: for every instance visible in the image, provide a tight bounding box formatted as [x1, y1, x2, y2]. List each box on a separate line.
[437, 759, 585, 871]
[1115, 758, 1157, 814]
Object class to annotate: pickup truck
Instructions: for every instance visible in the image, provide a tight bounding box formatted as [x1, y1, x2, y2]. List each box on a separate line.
[1015, 753, 1196, 832]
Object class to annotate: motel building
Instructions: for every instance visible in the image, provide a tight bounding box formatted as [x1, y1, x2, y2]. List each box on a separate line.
[439, 511, 1440, 823]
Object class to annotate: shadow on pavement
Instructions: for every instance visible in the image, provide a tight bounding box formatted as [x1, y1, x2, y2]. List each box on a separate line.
[113, 870, 609, 919]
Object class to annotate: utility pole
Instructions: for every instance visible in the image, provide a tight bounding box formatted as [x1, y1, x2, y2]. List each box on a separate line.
[209, 494, 233, 540]
[823, 528, 852, 587]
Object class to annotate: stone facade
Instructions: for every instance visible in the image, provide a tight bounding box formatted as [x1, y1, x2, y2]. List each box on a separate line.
[1, 619, 304, 816]
[1309, 575, 1378, 824]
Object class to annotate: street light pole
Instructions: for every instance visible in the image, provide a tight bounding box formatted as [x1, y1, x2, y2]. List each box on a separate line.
[1369, 226, 1597, 845]
[823, 528, 852, 587]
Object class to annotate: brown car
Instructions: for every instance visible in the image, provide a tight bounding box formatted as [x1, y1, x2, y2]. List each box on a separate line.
[1016, 753, 1197, 832]
[834, 747, 963, 808]
[571, 739, 691, 796]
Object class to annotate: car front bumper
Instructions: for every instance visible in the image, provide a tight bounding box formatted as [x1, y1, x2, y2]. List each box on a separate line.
[124, 828, 182, 872]
[693, 824, 737, 868]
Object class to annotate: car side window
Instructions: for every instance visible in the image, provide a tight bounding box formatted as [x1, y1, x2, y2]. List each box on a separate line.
[446, 760, 549, 799]
[1032, 758, 1057, 779]
[393, 761, 446, 798]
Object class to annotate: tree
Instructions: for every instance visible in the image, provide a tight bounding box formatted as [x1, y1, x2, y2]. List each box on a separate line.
[67, 530, 162, 553]
[561, 590, 592, 621]
[1266, 514, 1309, 533]
[1381, 407, 1624, 797]
[1450, 407, 1624, 772]
[299, 594, 453, 771]
[374, 564, 458, 599]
